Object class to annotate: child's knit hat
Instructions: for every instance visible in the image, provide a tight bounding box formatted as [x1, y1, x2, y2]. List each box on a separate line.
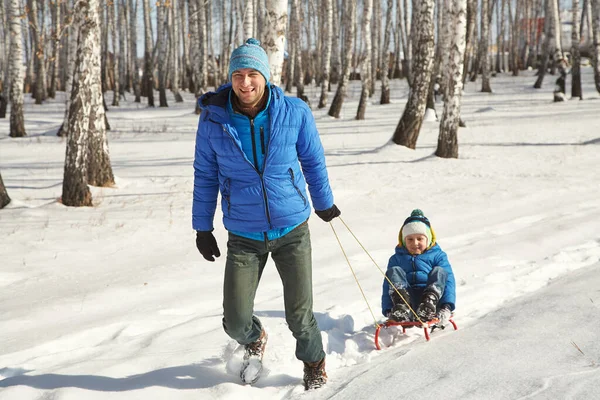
[228, 38, 271, 82]
[399, 209, 434, 247]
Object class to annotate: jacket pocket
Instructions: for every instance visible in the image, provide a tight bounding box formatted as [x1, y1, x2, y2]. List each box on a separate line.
[222, 178, 231, 216]
[288, 168, 307, 206]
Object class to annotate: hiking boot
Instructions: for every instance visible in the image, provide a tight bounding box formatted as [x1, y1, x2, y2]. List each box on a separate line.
[240, 329, 268, 384]
[389, 303, 411, 322]
[416, 292, 439, 321]
[303, 357, 327, 390]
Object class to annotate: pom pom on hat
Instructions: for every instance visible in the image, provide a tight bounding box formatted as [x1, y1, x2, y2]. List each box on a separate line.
[399, 209, 433, 247]
[228, 38, 271, 82]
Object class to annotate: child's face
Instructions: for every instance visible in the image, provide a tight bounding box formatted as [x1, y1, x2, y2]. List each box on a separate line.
[404, 234, 428, 255]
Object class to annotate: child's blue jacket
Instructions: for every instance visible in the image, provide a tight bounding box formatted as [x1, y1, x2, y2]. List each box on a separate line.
[381, 243, 456, 315]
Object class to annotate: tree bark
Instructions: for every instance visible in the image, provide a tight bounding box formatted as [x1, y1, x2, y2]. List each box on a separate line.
[0, 171, 10, 209]
[380, 0, 393, 104]
[142, 0, 154, 106]
[356, 0, 372, 120]
[328, 0, 355, 118]
[591, 0, 600, 93]
[62, 0, 108, 207]
[318, 0, 333, 108]
[156, 0, 168, 106]
[436, 0, 467, 159]
[129, 0, 141, 102]
[392, 0, 435, 148]
[572, 0, 583, 99]
[263, 0, 287, 87]
[480, 0, 493, 92]
[9, 0, 26, 137]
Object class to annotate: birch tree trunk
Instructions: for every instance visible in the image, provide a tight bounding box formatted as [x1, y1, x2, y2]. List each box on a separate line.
[1, 1, 9, 118]
[57, 0, 79, 137]
[142, 0, 154, 106]
[572, 0, 583, 99]
[109, 0, 120, 106]
[436, 0, 467, 159]
[9, 0, 27, 138]
[464, 0, 477, 82]
[318, 0, 333, 108]
[197, 0, 208, 92]
[156, 0, 168, 106]
[591, 0, 600, 93]
[327, 0, 355, 118]
[170, 0, 183, 102]
[370, 0, 380, 95]
[480, 0, 492, 92]
[263, 0, 287, 86]
[380, 0, 393, 104]
[244, 0, 254, 40]
[118, 0, 127, 96]
[48, 0, 60, 98]
[292, 0, 307, 103]
[62, 0, 109, 206]
[356, 0, 372, 120]
[392, 0, 435, 148]
[534, 0, 552, 88]
[0, 171, 10, 209]
[129, 0, 141, 102]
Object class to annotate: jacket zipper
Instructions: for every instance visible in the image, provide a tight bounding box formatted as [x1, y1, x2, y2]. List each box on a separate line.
[219, 124, 273, 229]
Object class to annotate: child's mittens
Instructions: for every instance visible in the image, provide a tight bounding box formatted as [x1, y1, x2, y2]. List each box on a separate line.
[436, 305, 452, 327]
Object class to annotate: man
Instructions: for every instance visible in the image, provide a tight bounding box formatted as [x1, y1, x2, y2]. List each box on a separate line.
[192, 38, 340, 391]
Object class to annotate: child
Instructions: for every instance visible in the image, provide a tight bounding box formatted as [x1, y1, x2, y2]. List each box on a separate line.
[381, 209, 456, 325]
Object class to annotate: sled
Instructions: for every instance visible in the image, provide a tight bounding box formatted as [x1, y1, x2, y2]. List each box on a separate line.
[374, 317, 458, 350]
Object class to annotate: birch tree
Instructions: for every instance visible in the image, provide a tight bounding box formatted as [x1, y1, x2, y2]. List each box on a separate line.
[356, 0, 373, 120]
[436, 0, 467, 159]
[0, 171, 10, 209]
[9, 0, 27, 138]
[62, 0, 114, 207]
[328, 0, 355, 118]
[170, 0, 183, 102]
[109, 0, 120, 105]
[380, 0, 393, 104]
[392, 0, 435, 148]
[572, 0, 582, 99]
[129, 0, 141, 102]
[318, 0, 333, 108]
[244, 0, 254, 40]
[591, 0, 600, 93]
[263, 0, 287, 86]
[156, 0, 168, 106]
[57, 0, 79, 137]
[480, 0, 492, 92]
[48, 0, 61, 98]
[142, 0, 154, 106]
[0, 1, 9, 118]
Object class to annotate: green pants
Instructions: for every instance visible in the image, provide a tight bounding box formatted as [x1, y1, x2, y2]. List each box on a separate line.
[222, 222, 325, 363]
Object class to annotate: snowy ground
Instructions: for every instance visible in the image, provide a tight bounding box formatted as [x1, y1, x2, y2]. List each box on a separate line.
[1, 69, 599, 400]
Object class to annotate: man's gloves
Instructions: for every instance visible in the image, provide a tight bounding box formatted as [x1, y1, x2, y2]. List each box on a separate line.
[315, 204, 341, 222]
[196, 231, 221, 262]
[436, 304, 452, 327]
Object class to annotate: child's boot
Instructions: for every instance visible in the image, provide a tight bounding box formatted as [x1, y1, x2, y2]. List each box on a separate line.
[416, 291, 439, 321]
[389, 287, 411, 322]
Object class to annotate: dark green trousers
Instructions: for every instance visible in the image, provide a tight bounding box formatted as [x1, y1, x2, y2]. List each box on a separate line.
[222, 222, 325, 363]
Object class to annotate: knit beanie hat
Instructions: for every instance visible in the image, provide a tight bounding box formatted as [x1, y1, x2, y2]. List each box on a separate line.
[399, 209, 434, 247]
[228, 38, 271, 82]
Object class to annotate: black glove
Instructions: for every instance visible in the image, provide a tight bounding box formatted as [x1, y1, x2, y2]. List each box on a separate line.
[196, 231, 221, 262]
[315, 204, 341, 222]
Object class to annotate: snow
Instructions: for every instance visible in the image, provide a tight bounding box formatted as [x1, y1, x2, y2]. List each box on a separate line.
[1, 68, 600, 400]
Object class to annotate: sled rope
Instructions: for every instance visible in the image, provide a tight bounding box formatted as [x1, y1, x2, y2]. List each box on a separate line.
[337, 217, 425, 326]
[329, 221, 381, 328]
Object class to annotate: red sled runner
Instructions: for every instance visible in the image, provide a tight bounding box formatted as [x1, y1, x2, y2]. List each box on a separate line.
[374, 318, 458, 350]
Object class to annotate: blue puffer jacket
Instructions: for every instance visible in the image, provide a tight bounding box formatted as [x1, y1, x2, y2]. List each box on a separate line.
[381, 244, 456, 315]
[192, 84, 334, 232]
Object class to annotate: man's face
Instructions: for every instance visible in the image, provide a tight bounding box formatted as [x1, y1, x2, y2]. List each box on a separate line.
[231, 68, 266, 108]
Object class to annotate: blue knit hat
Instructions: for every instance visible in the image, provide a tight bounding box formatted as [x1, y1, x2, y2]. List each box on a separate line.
[229, 38, 270, 82]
